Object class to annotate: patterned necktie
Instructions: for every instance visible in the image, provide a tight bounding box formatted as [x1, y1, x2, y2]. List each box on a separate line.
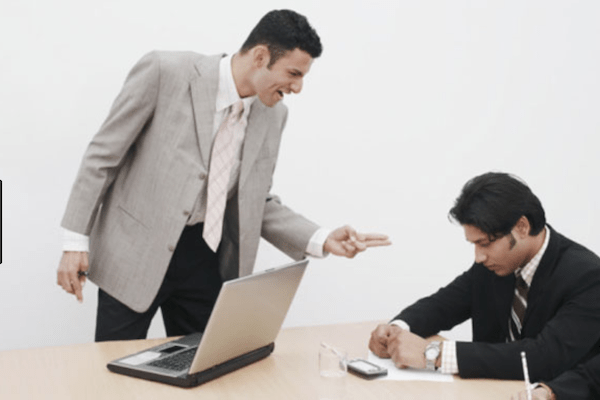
[509, 272, 529, 341]
[203, 100, 244, 252]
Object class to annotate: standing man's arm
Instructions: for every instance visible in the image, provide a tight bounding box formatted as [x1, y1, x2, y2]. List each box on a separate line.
[57, 52, 161, 301]
[261, 194, 389, 259]
[323, 225, 391, 258]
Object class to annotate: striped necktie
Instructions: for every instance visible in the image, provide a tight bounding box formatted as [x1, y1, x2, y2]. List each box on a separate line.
[202, 100, 244, 252]
[509, 272, 529, 341]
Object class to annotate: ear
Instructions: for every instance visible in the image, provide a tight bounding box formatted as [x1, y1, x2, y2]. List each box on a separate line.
[513, 216, 531, 238]
[250, 45, 270, 69]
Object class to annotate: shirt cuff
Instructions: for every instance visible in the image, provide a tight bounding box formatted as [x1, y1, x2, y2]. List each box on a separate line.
[305, 227, 332, 258]
[389, 320, 411, 331]
[440, 340, 459, 374]
[63, 228, 90, 252]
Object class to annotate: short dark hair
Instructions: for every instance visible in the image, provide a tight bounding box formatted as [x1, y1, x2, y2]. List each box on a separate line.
[240, 9, 323, 67]
[449, 172, 546, 240]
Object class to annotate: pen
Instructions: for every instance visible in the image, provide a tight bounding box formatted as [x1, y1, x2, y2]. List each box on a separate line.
[520, 351, 532, 400]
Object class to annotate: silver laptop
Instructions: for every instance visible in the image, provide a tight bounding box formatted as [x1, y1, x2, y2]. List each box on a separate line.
[107, 259, 308, 387]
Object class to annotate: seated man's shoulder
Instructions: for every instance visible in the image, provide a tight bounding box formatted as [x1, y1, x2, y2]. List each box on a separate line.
[556, 232, 600, 270]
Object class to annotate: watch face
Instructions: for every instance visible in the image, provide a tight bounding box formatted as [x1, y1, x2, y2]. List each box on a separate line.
[425, 348, 438, 359]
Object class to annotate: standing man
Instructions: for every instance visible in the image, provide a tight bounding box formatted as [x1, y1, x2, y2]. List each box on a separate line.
[57, 10, 390, 341]
[369, 172, 600, 381]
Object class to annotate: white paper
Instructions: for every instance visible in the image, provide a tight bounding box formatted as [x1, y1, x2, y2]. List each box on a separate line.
[367, 352, 454, 382]
[120, 351, 162, 366]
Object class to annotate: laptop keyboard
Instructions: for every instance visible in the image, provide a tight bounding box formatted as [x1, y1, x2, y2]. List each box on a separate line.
[148, 348, 196, 371]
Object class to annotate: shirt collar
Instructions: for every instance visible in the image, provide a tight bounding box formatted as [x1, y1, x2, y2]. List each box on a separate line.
[517, 226, 550, 286]
[216, 54, 256, 116]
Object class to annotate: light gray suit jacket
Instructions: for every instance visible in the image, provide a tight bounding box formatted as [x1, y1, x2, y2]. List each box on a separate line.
[61, 51, 319, 312]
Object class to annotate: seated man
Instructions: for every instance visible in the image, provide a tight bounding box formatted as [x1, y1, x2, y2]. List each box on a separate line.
[369, 172, 600, 381]
[513, 354, 600, 400]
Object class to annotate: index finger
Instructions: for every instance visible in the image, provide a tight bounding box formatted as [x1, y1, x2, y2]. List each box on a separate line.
[70, 274, 84, 303]
[364, 239, 392, 247]
[357, 233, 391, 247]
[356, 233, 390, 241]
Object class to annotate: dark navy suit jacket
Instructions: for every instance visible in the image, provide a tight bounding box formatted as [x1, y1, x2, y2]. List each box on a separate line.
[394, 226, 600, 381]
[547, 354, 600, 400]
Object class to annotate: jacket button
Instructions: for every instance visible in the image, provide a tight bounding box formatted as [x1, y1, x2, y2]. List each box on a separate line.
[183, 210, 190, 216]
[199, 173, 207, 180]
[168, 245, 175, 252]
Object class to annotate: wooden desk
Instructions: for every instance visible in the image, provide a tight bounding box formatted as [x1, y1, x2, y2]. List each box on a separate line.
[0, 321, 523, 399]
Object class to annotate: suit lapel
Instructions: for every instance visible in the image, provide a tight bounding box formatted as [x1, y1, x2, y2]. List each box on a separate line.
[239, 101, 270, 188]
[190, 54, 223, 168]
[523, 227, 559, 327]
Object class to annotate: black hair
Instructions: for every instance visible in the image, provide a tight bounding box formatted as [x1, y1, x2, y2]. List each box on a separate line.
[449, 172, 546, 240]
[240, 9, 322, 67]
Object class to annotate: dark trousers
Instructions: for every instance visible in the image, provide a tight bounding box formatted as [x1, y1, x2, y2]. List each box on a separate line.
[95, 224, 222, 342]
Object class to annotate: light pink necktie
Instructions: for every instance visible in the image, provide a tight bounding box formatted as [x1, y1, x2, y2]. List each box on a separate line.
[203, 100, 244, 252]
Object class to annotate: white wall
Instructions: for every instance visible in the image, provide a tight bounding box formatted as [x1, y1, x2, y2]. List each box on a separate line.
[2, 0, 600, 351]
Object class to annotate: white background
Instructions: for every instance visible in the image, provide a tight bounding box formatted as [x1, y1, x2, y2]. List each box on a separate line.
[1, 0, 599, 351]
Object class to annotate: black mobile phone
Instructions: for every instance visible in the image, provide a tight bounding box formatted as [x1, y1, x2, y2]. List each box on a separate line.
[347, 358, 388, 380]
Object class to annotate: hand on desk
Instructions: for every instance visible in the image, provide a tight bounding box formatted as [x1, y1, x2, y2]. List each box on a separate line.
[368, 324, 431, 369]
[511, 387, 551, 400]
[57, 251, 89, 303]
[324, 225, 391, 258]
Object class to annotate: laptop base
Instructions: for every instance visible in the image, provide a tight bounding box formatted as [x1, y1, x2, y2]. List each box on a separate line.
[107, 343, 275, 388]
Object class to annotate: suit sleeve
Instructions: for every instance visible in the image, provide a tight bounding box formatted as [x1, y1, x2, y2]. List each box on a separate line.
[395, 268, 474, 338]
[61, 52, 160, 234]
[261, 194, 320, 260]
[259, 107, 320, 260]
[547, 355, 600, 400]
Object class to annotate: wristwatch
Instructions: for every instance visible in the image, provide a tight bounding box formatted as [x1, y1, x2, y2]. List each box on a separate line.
[424, 341, 441, 371]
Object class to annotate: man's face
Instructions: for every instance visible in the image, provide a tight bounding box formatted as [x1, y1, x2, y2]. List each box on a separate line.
[253, 48, 313, 107]
[463, 224, 528, 276]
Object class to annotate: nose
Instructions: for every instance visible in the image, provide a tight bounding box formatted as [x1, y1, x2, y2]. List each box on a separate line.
[474, 246, 487, 264]
[290, 78, 303, 94]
